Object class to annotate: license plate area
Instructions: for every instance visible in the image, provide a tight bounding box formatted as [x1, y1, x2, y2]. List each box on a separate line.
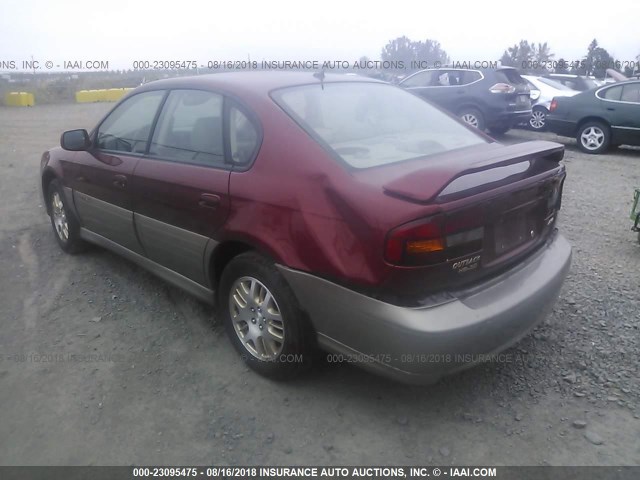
[493, 206, 540, 256]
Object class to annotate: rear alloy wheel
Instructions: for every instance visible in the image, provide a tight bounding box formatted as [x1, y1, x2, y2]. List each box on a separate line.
[459, 108, 485, 131]
[577, 122, 610, 154]
[47, 179, 86, 253]
[529, 108, 547, 131]
[219, 252, 314, 379]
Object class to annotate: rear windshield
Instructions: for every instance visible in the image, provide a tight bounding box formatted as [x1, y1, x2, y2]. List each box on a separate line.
[538, 77, 574, 91]
[272, 82, 486, 168]
[495, 69, 527, 85]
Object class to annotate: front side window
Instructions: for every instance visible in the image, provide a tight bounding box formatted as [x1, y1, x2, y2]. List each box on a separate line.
[149, 90, 224, 166]
[96, 91, 165, 153]
[273, 82, 486, 169]
[401, 71, 434, 88]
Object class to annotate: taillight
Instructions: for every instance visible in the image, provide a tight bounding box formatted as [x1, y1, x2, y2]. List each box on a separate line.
[489, 83, 516, 94]
[549, 98, 558, 112]
[385, 208, 485, 266]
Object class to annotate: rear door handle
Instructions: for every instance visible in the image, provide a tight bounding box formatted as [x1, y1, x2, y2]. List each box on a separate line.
[112, 174, 127, 189]
[606, 107, 615, 111]
[199, 193, 221, 209]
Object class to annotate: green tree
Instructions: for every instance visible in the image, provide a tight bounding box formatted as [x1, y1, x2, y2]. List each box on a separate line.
[573, 39, 613, 78]
[500, 40, 535, 69]
[381, 36, 448, 73]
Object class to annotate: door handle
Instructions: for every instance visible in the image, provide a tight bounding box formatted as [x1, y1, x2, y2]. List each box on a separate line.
[199, 193, 221, 209]
[112, 174, 127, 189]
[606, 107, 615, 111]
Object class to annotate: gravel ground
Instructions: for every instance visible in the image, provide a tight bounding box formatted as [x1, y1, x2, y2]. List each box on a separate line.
[0, 103, 639, 466]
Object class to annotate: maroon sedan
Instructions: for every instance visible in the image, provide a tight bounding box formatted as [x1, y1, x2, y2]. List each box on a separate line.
[41, 72, 571, 384]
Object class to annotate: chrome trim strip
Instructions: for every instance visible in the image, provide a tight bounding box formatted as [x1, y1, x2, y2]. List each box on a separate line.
[80, 228, 215, 305]
[611, 125, 640, 131]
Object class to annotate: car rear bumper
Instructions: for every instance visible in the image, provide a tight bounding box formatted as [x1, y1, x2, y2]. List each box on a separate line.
[546, 117, 576, 137]
[278, 232, 571, 384]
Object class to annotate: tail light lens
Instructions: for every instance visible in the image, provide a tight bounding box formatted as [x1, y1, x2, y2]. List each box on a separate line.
[549, 98, 558, 112]
[385, 208, 485, 266]
[489, 83, 516, 94]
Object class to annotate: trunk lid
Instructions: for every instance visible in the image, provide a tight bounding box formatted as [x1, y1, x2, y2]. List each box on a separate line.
[364, 140, 566, 299]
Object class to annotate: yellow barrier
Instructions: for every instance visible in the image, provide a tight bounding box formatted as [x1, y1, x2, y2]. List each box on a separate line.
[75, 88, 134, 103]
[4, 91, 35, 106]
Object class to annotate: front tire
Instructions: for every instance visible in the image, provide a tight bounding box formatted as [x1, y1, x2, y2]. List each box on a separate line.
[47, 179, 86, 253]
[577, 121, 610, 154]
[219, 252, 314, 380]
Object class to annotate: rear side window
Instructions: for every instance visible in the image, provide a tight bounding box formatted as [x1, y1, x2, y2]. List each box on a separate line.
[621, 84, 640, 103]
[463, 70, 482, 84]
[229, 106, 259, 165]
[149, 90, 224, 166]
[495, 69, 526, 85]
[96, 91, 165, 153]
[273, 82, 486, 169]
[602, 86, 622, 100]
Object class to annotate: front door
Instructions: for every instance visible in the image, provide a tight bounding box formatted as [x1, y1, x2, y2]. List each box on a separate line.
[72, 90, 166, 254]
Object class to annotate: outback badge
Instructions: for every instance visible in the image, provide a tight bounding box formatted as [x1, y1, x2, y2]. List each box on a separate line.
[452, 255, 481, 273]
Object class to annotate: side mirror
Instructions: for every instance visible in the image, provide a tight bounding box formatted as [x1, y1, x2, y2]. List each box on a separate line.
[61, 129, 91, 151]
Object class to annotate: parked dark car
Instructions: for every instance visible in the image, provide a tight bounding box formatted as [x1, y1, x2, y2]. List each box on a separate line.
[547, 80, 640, 153]
[542, 74, 599, 92]
[41, 72, 571, 384]
[399, 66, 532, 135]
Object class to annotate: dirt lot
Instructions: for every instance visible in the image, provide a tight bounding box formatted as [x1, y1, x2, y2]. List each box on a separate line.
[0, 103, 639, 466]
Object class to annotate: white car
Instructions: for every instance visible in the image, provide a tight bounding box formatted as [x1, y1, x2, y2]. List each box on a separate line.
[522, 75, 579, 131]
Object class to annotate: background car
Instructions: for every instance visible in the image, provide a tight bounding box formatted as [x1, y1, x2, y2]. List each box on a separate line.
[41, 72, 570, 384]
[547, 79, 640, 153]
[399, 66, 532, 135]
[542, 73, 599, 92]
[522, 75, 580, 131]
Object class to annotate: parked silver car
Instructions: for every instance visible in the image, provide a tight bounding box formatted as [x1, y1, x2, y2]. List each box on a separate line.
[522, 75, 579, 131]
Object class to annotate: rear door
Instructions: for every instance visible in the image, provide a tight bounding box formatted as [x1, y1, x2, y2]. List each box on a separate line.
[609, 83, 640, 145]
[72, 90, 166, 254]
[131, 89, 231, 285]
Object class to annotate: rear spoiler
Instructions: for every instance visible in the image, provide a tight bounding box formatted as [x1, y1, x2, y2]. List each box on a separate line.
[383, 141, 564, 204]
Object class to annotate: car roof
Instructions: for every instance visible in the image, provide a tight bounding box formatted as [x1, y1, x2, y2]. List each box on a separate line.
[134, 71, 384, 99]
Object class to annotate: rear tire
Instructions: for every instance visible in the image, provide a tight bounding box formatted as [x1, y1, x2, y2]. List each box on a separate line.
[47, 179, 86, 253]
[529, 107, 547, 131]
[576, 121, 610, 154]
[219, 252, 314, 380]
[458, 108, 485, 131]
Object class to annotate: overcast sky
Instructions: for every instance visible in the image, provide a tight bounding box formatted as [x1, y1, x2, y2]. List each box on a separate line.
[1, 0, 638, 72]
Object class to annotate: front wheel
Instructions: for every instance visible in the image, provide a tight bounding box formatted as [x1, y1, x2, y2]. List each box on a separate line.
[219, 252, 314, 380]
[47, 179, 86, 253]
[458, 108, 485, 131]
[577, 121, 610, 154]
